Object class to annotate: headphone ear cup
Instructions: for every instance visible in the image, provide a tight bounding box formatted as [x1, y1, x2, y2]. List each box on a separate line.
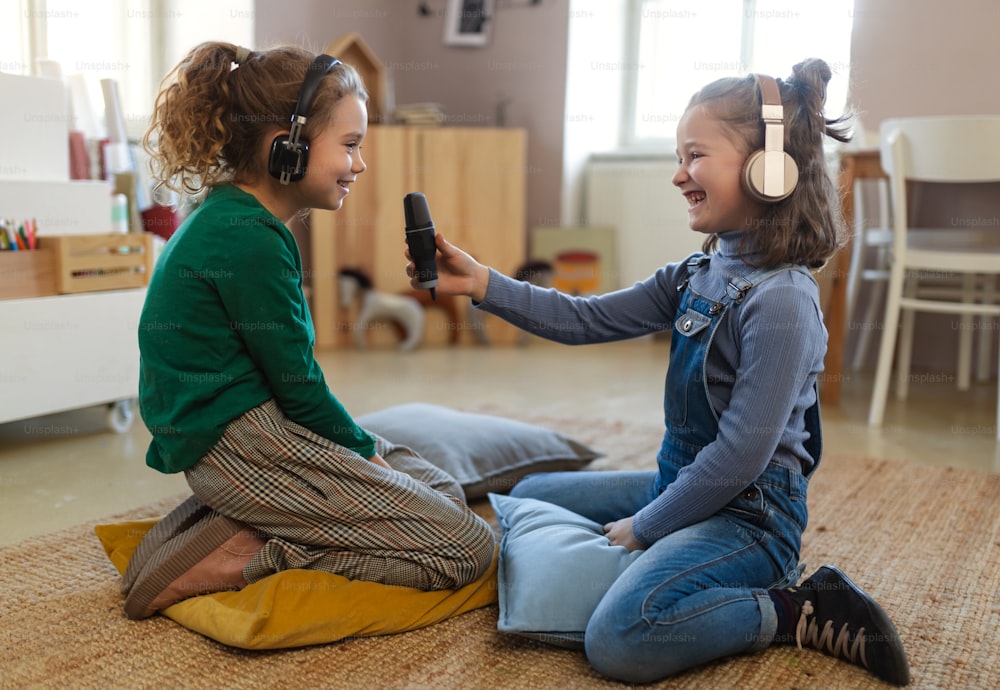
[268, 134, 309, 183]
[742, 149, 799, 203]
[268, 134, 290, 180]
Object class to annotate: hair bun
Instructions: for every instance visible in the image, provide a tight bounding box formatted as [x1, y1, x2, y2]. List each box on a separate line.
[787, 58, 834, 110]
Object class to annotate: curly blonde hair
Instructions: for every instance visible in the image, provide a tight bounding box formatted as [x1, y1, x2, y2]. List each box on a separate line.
[688, 58, 853, 269]
[144, 42, 367, 195]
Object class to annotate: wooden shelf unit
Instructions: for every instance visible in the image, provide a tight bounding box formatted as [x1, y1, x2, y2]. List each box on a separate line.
[309, 125, 527, 348]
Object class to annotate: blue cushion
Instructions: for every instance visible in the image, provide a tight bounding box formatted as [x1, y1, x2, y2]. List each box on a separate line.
[357, 404, 601, 499]
[489, 493, 643, 648]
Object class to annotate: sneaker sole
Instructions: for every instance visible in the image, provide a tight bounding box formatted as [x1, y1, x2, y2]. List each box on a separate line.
[123, 511, 246, 620]
[121, 495, 211, 595]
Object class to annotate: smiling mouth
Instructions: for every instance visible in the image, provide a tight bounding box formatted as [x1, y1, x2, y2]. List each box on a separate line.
[684, 191, 706, 207]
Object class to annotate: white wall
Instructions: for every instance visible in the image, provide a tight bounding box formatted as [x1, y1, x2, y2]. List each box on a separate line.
[848, 0, 1000, 123]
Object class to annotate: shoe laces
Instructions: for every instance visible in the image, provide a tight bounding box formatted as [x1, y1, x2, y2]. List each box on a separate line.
[795, 600, 869, 670]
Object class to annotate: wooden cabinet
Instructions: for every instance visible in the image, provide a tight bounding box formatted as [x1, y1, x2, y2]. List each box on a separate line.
[309, 125, 526, 348]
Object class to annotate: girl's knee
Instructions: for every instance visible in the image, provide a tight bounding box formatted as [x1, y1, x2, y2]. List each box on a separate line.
[585, 633, 661, 683]
[441, 516, 496, 588]
[469, 539, 497, 583]
[584, 608, 688, 684]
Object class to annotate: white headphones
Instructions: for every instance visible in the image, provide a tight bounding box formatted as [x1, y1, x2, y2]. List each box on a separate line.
[741, 74, 799, 203]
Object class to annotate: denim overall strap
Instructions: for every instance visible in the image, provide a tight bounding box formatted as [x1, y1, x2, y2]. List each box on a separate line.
[658, 258, 822, 488]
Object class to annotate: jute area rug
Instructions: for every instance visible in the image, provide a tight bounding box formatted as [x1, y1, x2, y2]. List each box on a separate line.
[2, 409, 998, 690]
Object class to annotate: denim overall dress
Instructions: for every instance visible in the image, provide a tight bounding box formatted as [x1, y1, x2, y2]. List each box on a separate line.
[581, 256, 825, 681]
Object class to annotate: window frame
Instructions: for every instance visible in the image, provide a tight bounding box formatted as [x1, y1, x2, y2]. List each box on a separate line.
[619, 0, 851, 151]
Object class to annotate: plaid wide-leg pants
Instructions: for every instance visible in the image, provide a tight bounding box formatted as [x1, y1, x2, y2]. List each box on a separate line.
[184, 400, 496, 591]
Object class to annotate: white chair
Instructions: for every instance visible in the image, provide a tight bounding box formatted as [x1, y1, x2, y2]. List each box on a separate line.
[847, 179, 991, 380]
[868, 116, 1000, 438]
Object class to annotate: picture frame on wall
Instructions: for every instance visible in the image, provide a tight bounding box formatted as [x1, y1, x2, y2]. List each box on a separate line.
[443, 0, 495, 47]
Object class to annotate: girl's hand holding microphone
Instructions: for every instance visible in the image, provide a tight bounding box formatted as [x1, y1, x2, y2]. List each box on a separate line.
[406, 233, 491, 303]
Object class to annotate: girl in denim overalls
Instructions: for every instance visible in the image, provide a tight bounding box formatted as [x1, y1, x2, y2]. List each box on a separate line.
[414, 59, 909, 686]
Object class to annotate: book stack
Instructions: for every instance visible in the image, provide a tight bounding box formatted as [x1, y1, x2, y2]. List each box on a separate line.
[392, 103, 446, 126]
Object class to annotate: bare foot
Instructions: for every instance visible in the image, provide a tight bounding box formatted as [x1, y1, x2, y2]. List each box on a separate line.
[143, 528, 265, 616]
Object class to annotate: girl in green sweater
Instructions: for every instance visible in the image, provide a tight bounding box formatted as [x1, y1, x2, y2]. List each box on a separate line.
[124, 43, 495, 619]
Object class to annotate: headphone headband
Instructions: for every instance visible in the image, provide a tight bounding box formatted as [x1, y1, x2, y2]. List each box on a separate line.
[289, 55, 341, 136]
[754, 74, 784, 155]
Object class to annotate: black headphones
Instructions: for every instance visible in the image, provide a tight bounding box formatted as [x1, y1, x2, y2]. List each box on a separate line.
[268, 54, 342, 185]
[741, 74, 799, 203]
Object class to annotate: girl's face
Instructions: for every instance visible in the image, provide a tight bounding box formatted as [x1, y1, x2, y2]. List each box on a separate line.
[294, 95, 368, 211]
[672, 103, 764, 235]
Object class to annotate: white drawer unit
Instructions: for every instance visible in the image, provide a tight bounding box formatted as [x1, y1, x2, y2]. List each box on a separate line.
[0, 289, 146, 432]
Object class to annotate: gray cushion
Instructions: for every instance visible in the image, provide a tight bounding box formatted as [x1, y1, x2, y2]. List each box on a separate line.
[356, 404, 601, 499]
[489, 493, 642, 648]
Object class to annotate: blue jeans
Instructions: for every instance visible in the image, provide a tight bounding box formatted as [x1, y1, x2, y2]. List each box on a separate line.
[510, 460, 808, 683]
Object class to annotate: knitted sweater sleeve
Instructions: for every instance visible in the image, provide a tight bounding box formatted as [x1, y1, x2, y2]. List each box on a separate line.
[476, 265, 689, 343]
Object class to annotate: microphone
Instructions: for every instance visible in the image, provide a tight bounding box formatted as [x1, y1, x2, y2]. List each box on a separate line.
[403, 192, 439, 301]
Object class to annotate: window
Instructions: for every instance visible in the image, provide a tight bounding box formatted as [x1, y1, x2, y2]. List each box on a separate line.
[623, 0, 853, 149]
[1, 0, 253, 140]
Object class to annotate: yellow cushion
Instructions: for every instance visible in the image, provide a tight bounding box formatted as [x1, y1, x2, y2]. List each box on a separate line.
[94, 518, 498, 650]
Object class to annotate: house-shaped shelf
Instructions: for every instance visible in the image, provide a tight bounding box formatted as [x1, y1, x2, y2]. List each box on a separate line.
[325, 33, 388, 123]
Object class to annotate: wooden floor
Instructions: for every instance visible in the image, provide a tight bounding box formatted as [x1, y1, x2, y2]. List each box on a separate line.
[1, 338, 997, 547]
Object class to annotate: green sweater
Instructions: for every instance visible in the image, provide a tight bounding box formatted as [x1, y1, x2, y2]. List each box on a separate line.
[138, 185, 375, 473]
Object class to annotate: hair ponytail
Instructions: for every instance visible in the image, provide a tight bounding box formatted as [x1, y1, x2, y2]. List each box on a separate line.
[144, 41, 367, 196]
[143, 42, 242, 195]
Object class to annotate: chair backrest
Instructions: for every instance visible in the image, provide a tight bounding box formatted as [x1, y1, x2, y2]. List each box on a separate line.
[880, 116, 1000, 249]
[880, 116, 1000, 183]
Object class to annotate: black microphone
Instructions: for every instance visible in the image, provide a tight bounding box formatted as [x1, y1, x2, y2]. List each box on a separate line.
[403, 192, 439, 301]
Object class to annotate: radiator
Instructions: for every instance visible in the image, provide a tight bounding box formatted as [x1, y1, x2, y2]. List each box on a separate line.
[584, 156, 704, 289]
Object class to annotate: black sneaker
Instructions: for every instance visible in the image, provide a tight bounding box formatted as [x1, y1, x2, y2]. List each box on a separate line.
[786, 565, 910, 686]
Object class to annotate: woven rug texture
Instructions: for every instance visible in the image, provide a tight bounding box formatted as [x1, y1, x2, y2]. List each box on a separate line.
[1, 409, 998, 690]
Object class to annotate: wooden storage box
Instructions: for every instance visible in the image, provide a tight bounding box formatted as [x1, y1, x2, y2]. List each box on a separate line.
[53, 232, 154, 294]
[0, 248, 56, 299]
[0, 233, 154, 300]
